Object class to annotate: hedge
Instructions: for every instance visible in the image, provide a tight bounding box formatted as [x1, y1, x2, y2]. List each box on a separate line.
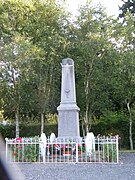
[0, 122, 134, 149]
[0, 123, 58, 139]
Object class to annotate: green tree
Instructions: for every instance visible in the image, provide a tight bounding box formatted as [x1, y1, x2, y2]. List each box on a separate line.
[0, 34, 45, 137]
[66, 2, 120, 136]
[0, 0, 69, 136]
[111, 12, 135, 149]
[119, 0, 135, 18]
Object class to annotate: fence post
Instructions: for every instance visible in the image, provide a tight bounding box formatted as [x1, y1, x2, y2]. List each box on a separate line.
[43, 141, 46, 163]
[5, 138, 8, 162]
[76, 143, 78, 163]
[116, 136, 119, 163]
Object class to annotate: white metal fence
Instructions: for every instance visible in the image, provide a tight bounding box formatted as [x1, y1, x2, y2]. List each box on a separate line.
[5, 136, 119, 163]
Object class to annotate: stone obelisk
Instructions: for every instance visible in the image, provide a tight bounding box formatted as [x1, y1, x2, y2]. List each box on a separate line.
[57, 58, 80, 140]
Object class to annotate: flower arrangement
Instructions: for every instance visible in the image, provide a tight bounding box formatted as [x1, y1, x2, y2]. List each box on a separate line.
[48, 144, 62, 155]
[48, 143, 73, 155]
[48, 143, 86, 156]
[62, 144, 73, 155]
[73, 144, 86, 156]
[12, 137, 39, 162]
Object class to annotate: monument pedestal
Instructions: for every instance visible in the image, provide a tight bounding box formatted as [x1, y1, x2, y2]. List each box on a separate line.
[57, 103, 80, 140]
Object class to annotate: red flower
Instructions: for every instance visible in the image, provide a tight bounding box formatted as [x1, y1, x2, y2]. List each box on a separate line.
[13, 152, 17, 156]
[15, 137, 22, 143]
[18, 146, 22, 149]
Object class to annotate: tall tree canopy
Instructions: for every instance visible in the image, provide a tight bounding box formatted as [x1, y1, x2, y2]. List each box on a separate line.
[0, 0, 68, 136]
[119, 0, 135, 18]
[0, 0, 134, 149]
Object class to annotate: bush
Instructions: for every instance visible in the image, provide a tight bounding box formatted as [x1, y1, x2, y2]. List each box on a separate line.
[0, 124, 15, 138]
[103, 144, 117, 162]
[1, 115, 134, 150]
[0, 123, 58, 139]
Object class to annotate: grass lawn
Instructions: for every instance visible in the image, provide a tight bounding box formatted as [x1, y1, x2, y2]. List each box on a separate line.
[119, 150, 135, 153]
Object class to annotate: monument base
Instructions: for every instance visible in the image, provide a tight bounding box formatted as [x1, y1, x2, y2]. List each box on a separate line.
[57, 107, 80, 138]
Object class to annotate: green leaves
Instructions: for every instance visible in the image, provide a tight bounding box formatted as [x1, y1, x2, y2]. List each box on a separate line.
[0, 0, 134, 145]
[119, 0, 135, 18]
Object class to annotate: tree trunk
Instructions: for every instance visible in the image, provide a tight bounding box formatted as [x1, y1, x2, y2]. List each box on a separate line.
[84, 62, 93, 135]
[85, 104, 89, 134]
[41, 113, 44, 135]
[15, 109, 19, 137]
[127, 102, 133, 150]
[81, 120, 85, 137]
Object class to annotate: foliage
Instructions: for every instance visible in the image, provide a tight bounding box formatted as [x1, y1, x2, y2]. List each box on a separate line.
[0, 0, 135, 149]
[103, 144, 117, 162]
[67, 2, 124, 135]
[119, 0, 135, 18]
[0, 124, 15, 138]
[0, 123, 58, 139]
[45, 113, 58, 124]
[12, 137, 40, 162]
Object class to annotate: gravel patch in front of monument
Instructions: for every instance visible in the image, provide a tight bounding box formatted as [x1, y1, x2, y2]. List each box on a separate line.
[12, 153, 135, 180]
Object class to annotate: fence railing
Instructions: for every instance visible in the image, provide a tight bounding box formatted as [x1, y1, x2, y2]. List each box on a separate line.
[5, 136, 119, 163]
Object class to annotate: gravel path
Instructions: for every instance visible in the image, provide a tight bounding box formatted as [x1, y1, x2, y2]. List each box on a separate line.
[11, 153, 135, 180]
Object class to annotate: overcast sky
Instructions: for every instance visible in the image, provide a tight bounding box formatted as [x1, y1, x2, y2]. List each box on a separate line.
[66, 0, 123, 17]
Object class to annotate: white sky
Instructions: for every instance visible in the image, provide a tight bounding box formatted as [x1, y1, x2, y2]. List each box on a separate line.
[66, 0, 124, 17]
